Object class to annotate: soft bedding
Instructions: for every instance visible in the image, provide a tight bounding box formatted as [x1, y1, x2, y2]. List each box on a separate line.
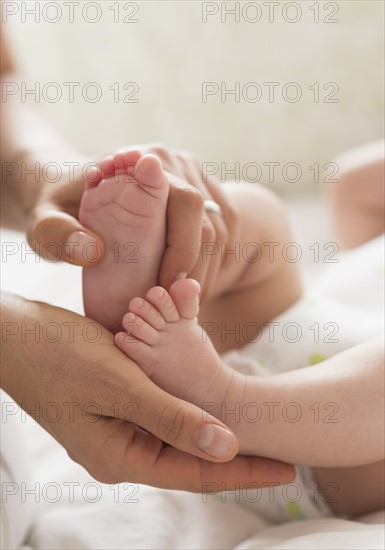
[1, 413, 384, 550]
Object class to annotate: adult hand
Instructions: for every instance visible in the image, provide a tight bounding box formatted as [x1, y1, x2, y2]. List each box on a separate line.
[131, 143, 241, 299]
[1, 293, 294, 490]
[26, 159, 106, 267]
[26, 145, 240, 300]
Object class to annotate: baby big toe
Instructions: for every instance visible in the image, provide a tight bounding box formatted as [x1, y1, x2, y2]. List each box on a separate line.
[170, 279, 200, 320]
[135, 155, 167, 191]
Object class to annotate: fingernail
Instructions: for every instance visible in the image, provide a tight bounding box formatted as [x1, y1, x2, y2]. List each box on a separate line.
[66, 231, 102, 264]
[198, 424, 236, 458]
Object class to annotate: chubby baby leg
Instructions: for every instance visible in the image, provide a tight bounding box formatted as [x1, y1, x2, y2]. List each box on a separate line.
[199, 182, 302, 353]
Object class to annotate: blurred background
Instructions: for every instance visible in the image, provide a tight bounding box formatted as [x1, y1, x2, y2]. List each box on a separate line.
[4, 0, 384, 189]
[1, 0, 384, 305]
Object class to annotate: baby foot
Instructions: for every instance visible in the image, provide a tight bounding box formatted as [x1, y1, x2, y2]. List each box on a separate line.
[115, 279, 244, 419]
[79, 151, 169, 331]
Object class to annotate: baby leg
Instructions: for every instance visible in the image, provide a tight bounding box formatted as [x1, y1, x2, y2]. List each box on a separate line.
[314, 460, 385, 517]
[117, 289, 384, 516]
[315, 141, 385, 516]
[199, 182, 302, 353]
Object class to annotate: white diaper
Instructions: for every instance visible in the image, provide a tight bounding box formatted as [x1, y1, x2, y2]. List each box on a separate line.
[220, 234, 384, 522]
[218, 465, 333, 523]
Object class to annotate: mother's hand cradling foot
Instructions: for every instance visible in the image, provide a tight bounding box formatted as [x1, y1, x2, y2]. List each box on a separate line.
[133, 144, 241, 300]
[20, 145, 293, 491]
[1, 293, 294, 490]
[26, 145, 240, 301]
[87, 144, 241, 300]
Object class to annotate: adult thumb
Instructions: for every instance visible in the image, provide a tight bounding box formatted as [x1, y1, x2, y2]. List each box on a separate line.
[28, 206, 104, 267]
[136, 382, 239, 462]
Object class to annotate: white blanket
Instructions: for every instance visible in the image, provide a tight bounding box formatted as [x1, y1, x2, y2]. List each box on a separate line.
[1, 230, 384, 549]
[1, 412, 383, 550]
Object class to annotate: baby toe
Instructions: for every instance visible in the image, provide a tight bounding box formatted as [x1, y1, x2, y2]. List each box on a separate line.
[99, 155, 115, 178]
[169, 278, 200, 320]
[146, 286, 179, 323]
[122, 312, 160, 346]
[128, 297, 166, 331]
[119, 150, 142, 174]
[135, 155, 167, 192]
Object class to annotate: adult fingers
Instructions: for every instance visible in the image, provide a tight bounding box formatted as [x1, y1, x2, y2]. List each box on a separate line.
[158, 177, 205, 290]
[133, 372, 240, 462]
[102, 359, 239, 464]
[69, 411, 294, 490]
[181, 157, 229, 300]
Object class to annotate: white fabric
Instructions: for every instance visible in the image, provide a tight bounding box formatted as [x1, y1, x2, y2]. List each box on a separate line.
[0, 392, 36, 550]
[222, 464, 334, 525]
[2, 414, 384, 550]
[1, 235, 384, 549]
[222, 234, 384, 377]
